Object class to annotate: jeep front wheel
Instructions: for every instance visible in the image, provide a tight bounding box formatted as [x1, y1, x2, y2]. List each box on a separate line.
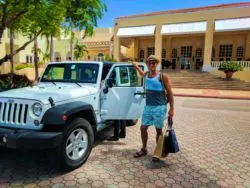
[58, 117, 94, 170]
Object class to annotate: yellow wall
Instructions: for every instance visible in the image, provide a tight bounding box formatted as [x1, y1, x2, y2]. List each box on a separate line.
[84, 48, 110, 60]
[212, 69, 250, 82]
[53, 39, 71, 61]
[213, 32, 246, 61]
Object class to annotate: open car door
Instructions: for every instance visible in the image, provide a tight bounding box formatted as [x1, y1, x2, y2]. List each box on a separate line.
[100, 64, 146, 120]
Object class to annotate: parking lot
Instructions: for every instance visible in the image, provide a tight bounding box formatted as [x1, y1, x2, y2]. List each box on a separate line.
[0, 97, 249, 188]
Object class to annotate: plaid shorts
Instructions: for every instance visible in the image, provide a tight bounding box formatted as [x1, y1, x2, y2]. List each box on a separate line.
[141, 105, 167, 129]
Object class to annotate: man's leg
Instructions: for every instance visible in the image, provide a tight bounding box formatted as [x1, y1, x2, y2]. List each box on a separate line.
[133, 125, 149, 158]
[141, 125, 149, 150]
[119, 120, 126, 138]
[107, 120, 120, 141]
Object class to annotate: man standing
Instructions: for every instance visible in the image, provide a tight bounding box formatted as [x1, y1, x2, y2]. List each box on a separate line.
[132, 55, 174, 162]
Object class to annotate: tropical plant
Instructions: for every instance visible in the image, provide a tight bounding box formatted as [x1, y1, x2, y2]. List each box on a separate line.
[218, 61, 244, 73]
[104, 54, 117, 62]
[0, 73, 33, 91]
[73, 42, 88, 60]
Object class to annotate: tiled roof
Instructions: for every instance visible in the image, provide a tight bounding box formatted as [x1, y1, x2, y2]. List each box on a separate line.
[117, 2, 250, 19]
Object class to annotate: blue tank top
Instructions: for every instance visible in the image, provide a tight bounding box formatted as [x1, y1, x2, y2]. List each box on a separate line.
[145, 73, 167, 106]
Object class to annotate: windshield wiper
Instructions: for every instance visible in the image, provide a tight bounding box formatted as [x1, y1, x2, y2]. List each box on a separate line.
[74, 81, 82, 87]
[50, 81, 57, 86]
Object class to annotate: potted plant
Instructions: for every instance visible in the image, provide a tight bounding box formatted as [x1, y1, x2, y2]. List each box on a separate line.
[218, 61, 243, 79]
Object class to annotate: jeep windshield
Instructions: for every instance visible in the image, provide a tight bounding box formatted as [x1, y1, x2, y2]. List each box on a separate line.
[40, 63, 99, 84]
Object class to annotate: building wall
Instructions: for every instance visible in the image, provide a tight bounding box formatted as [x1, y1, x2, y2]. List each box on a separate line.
[114, 5, 250, 71]
[84, 48, 110, 60]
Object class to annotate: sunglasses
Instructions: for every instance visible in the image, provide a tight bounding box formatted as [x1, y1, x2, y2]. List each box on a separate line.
[147, 61, 156, 65]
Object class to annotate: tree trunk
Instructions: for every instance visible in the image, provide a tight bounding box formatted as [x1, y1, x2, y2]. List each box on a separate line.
[50, 35, 54, 62]
[70, 30, 73, 60]
[10, 29, 14, 75]
[34, 37, 39, 81]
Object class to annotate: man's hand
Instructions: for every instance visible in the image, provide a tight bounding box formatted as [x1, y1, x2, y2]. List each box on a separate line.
[132, 61, 138, 66]
[168, 107, 174, 118]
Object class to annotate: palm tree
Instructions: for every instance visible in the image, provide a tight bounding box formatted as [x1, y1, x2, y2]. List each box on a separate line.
[73, 42, 88, 60]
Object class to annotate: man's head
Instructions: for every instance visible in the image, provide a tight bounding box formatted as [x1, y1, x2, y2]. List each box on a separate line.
[146, 55, 159, 72]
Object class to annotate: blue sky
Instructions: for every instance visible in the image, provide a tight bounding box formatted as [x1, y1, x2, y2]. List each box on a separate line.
[97, 0, 250, 27]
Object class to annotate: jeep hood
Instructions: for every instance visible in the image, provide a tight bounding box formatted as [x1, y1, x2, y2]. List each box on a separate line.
[0, 84, 98, 105]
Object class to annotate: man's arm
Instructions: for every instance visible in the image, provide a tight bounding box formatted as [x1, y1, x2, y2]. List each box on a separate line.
[132, 61, 146, 77]
[162, 73, 174, 118]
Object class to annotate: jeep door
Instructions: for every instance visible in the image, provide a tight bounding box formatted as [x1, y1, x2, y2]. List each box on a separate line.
[100, 64, 146, 120]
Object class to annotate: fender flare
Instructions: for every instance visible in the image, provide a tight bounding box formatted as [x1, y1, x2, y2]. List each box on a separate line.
[41, 101, 96, 125]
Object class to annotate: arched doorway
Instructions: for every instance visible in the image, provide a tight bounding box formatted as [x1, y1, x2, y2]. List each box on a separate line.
[66, 52, 72, 61]
[54, 52, 61, 62]
[96, 52, 105, 61]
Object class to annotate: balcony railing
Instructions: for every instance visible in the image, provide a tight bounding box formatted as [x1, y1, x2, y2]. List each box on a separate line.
[211, 61, 250, 69]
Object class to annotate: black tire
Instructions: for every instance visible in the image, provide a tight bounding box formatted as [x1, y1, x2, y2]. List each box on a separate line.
[57, 117, 94, 171]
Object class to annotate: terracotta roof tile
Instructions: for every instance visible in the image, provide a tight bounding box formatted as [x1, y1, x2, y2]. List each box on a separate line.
[116, 2, 250, 19]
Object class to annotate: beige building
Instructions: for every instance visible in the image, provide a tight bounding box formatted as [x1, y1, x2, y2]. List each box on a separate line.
[113, 2, 250, 72]
[82, 28, 113, 61]
[0, 28, 113, 74]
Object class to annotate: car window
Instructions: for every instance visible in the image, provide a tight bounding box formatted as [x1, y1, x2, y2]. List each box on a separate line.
[108, 65, 143, 87]
[41, 63, 99, 83]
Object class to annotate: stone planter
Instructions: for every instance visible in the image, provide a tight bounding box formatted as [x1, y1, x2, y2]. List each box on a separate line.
[225, 71, 234, 80]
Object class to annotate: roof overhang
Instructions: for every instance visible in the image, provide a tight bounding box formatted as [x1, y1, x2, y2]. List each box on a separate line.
[161, 21, 207, 35]
[215, 17, 250, 32]
[117, 25, 156, 37]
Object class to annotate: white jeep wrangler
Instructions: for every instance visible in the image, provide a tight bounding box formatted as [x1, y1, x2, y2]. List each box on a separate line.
[0, 61, 146, 170]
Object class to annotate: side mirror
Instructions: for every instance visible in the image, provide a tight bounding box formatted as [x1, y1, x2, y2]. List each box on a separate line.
[105, 78, 113, 88]
[103, 78, 113, 94]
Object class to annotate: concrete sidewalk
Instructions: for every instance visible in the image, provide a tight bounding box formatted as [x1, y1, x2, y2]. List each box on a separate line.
[173, 88, 250, 100]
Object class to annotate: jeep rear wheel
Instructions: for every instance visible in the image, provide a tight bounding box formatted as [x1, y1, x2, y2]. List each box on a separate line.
[58, 117, 94, 170]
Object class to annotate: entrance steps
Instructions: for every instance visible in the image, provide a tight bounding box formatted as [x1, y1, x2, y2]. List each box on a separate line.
[162, 70, 250, 91]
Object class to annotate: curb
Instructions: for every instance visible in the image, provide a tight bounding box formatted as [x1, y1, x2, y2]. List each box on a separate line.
[174, 93, 250, 100]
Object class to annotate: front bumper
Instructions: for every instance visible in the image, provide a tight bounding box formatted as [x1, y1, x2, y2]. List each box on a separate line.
[0, 127, 63, 149]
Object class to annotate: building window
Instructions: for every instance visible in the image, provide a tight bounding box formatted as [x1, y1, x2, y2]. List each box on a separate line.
[212, 48, 215, 58]
[162, 49, 166, 59]
[219, 44, 232, 60]
[236, 46, 244, 57]
[139, 49, 144, 60]
[172, 48, 177, 58]
[30, 56, 33, 64]
[195, 48, 202, 58]
[181, 46, 192, 58]
[147, 47, 155, 57]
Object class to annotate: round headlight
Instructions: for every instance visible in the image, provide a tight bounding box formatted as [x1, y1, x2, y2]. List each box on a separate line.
[32, 103, 43, 117]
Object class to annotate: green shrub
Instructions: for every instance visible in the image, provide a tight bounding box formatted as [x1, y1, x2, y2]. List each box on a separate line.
[15, 63, 34, 70]
[105, 54, 117, 62]
[0, 73, 33, 91]
[218, 61, 244, 73]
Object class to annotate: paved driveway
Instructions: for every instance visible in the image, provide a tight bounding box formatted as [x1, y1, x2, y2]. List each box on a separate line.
[0, 97, 249, 188]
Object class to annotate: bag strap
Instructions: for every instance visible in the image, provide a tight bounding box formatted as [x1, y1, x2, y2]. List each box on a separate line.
[168, 116, 173, 129]
[159, 72, 169, 103]
[143, 71, 149, 94]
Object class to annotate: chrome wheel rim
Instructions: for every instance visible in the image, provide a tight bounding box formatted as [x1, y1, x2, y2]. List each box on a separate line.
[66, 128, 88, 161]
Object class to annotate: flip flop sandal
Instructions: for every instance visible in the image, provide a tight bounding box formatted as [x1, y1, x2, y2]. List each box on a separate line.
[133, 148, 147, 158]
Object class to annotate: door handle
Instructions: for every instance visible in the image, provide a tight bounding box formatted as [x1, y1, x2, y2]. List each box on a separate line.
[134, 92, 145, 96]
